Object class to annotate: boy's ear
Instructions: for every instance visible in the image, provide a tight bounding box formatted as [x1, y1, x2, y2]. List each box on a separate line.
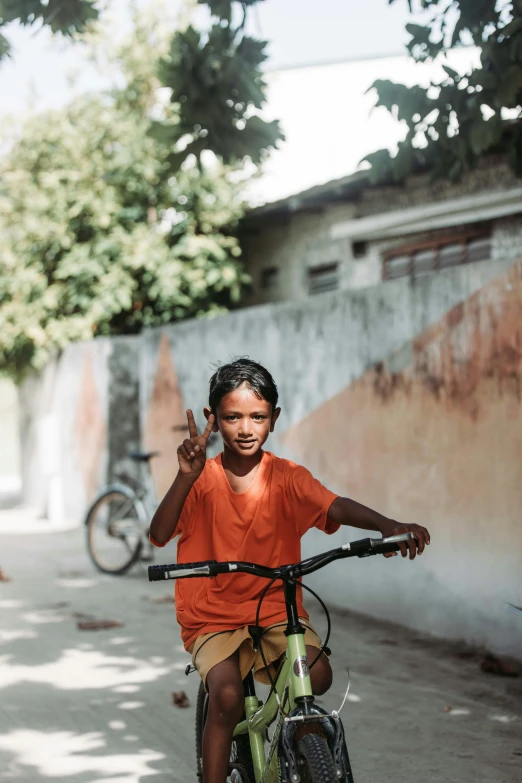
[203, 407, 219, 432]
[270, 407, 281, 433]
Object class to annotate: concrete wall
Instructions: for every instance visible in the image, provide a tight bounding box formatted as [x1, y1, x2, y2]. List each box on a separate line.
[20, 256, 522, 658]
[20, 337, 140, 523]
[0, 378, 21, 505]
[137, 255, 521, 658]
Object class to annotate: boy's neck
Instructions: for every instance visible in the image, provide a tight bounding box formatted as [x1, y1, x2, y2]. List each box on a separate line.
[221, 445, 264, 477]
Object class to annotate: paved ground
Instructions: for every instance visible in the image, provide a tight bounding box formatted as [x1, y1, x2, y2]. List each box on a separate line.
[0, 522, 521, 783]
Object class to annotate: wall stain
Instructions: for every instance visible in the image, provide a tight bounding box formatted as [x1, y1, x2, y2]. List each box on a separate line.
[371, 261, 522, 420]
[372, 362, 413, 402]
[143, 331, 188, 500]
[74, 350, 107, 502]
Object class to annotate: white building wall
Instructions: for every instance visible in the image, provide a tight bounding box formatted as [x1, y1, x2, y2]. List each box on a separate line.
[243, 207, 522, 307]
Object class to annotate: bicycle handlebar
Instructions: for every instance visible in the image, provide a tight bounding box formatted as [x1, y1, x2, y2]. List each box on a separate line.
[148, 533, 415, 583]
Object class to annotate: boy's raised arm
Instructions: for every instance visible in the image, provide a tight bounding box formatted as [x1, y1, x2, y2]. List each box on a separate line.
[148, 410, 215, 547]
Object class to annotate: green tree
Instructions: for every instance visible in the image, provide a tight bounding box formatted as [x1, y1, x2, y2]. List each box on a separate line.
[0, 0, 99, 60]
[152, 0, 283, 170]
[364, 0, 522, 182]
[0, 7, 252, 379]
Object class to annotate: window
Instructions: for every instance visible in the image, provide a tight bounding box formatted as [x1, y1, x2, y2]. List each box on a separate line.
[352, 240, 368, 259]
[467, 236, 491, 263]
[383, 230, 491, 281]
[412, 248, 437, 277]
[308, 262, 339, 295]
[438, 242, 463, 269]
[261, 267, 279, 290]
[385, 254, 410, 280]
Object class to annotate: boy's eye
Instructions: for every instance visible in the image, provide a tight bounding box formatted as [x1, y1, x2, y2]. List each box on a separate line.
[225, 414, 265, 421]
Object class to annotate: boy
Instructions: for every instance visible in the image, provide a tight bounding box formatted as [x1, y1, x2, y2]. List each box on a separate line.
[149, 358, 430, 783]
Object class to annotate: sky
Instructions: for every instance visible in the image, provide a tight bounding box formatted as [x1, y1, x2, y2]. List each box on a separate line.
[0, 0, 423, 114]
[0, 0, 477, 205]
[250, 46, 479, 205]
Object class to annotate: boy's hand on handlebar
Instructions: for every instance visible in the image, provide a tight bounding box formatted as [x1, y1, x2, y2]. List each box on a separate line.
[382, 522, 431, 560]
[177, 409, 215, 477]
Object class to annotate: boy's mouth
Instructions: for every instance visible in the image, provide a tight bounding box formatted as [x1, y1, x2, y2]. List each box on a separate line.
[236, 439, 257, 449]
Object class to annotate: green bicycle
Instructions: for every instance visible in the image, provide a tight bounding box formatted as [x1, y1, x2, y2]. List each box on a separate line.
[148, 532, 414, 783]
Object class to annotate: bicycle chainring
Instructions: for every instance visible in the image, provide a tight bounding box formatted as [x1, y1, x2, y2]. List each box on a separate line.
[229, 761, 251, 783]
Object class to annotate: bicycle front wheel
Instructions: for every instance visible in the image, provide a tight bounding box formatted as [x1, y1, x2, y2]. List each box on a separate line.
[298, 733, 337, 783]
[85, 488, 143, 575]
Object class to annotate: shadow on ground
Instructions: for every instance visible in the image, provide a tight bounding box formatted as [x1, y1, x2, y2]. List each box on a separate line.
[0, 526, 521, 782]
[0, 530, 197, 781]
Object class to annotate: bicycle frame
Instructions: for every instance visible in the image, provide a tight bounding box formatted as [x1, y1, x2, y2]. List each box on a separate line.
[115, 460, 157, 520]
[112, 459, 158, 550]
[232, 580, 326, 783]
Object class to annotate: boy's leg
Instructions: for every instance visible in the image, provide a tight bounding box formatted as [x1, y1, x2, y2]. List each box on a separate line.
[254, 621, 333, 696]
[203, 651, 245, 783]
[305, 644, 332, 695]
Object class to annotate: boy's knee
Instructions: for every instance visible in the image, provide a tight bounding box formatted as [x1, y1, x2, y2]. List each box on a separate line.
[209, 681, 244, 722]
[307, 647, 333, 696]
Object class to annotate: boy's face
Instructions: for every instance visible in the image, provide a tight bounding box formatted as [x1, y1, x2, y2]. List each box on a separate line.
[206, 383, 280, 457]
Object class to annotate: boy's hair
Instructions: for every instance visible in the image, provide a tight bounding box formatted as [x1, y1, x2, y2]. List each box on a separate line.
[208, 358, 279, 414]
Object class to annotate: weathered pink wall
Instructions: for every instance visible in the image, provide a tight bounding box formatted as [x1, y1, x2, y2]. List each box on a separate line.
[21, 254, 522, 655]
[74, 351, 107, 504]
[281, 261, 522, 653]
[143, 332, 188, 500]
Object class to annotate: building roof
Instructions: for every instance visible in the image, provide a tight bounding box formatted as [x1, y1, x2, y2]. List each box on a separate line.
[243, 159, 522, 241]
[243, 170, 369, 222]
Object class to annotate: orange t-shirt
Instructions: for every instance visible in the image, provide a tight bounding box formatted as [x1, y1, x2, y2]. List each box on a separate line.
[150, 451, 339, 649]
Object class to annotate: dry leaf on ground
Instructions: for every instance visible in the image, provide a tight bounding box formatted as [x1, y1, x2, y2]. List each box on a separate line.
[172, 691, 190, 708]
[77, 619, 124, 631]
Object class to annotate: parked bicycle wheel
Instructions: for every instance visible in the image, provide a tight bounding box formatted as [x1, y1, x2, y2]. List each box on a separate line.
[85, 485, 144, 575]
[195, 680, 255, 783]
[297, 733, 338, 783]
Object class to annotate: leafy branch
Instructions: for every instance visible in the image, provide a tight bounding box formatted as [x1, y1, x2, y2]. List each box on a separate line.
[363, 0, 522, 182]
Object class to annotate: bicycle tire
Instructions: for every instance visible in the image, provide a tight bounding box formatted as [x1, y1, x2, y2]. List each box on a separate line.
[195, 680, 256, 783]
[85, 488, 143, 575]
[297, 732, 337, 783]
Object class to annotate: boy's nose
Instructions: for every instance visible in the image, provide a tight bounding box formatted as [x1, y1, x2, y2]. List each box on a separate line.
[238, 418, 252, 435]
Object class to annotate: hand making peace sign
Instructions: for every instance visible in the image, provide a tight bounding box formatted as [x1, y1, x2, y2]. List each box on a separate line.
[177, 409, 216, 476]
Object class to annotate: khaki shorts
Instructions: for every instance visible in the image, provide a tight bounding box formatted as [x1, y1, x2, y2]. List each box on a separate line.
[189, 619, 324, 689]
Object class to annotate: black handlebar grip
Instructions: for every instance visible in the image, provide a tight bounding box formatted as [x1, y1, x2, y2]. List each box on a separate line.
[168, 559, 218, 570]
[148, 565, 171, 581]
[373, 541, 401, 555]
[148, 560, 220, 582]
